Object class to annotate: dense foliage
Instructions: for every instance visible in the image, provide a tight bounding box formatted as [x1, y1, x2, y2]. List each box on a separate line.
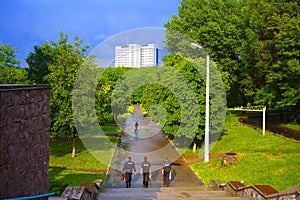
[26, 32, 90, 137]
[112, 67, 199, 140]
[0, 42, 29, 84]
[96, 67, 131, 124]
[26, 43, 53, 84]
[3, 0, 299, 141]
[164, 0, 300, 120]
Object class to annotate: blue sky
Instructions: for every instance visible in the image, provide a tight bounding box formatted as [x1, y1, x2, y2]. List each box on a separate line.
[0, 0, 181, 67]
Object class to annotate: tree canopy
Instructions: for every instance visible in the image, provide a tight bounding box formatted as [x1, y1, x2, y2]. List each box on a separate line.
[0, 42, 20, 68]
[0, 42, 29, 84]
[26, 43, 53, 84]
[96, 67, 131, 124]
[164, 0, 300, 116]
[27, 32, 90, 137]
[3, 0, 299, 143]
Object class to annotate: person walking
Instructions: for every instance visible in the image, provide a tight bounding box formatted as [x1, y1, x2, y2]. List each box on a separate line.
[123, 156, 136, 188]
[140, 156, 152, 188]
[134, 121, 139, 138]
[162, 157, 172, 187]
[135, 121, 138, 132]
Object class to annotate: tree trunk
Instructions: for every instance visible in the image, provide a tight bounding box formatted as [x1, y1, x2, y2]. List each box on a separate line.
[193, 142, 197, 153]
[72, 137, 76, 158]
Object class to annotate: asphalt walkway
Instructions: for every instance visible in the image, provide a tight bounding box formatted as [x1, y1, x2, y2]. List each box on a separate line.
[104, 104, 204, 189]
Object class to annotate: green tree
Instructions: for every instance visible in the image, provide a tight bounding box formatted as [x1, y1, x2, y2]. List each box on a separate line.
[164, 0, 243, 107]
[239, 0, 300, 116]
[26, 43, 53, 84]
[111, 66, 201, 149]
[42, 32, 89, 157]
[42, 32, 89, 138]
[0, 42, 29, 84]
[161, 53, 226, 149]
[0, 67, 29, 84]
[0, 42, 20, 68]
[72, 55, 99, 132]
[165, 0, 300, 122]
[96, 67, 131, 124]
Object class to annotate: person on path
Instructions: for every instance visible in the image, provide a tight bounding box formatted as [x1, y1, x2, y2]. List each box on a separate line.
[123, 156, 136, 188]
[140, 156, 152, 188]
[162, 157, 172, 187]
[134, 121, 139, 138]
[135, 121, 138, 132]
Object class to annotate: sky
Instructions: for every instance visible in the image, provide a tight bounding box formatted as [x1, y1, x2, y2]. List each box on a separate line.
[0, 0, 182, 67]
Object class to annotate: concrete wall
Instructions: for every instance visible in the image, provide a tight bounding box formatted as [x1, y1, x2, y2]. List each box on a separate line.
[0, 85, 50, 199]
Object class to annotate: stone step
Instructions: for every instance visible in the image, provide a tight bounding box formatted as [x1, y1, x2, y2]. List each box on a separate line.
[99, 187, 250, 200]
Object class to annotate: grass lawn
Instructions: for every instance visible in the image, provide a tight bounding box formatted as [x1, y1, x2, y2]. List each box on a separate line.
[190, 112, 300, 191]
[49, 113, 300, 194]
[278, 121, 300, 131]
[49, 168, 105, 196]
[49, 128, 118, 196]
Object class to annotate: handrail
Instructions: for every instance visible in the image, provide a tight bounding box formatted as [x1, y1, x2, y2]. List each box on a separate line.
[4, 192, 55, 200]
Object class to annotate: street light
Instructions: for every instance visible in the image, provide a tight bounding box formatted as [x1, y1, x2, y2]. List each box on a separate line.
[190, 42, 210, 163]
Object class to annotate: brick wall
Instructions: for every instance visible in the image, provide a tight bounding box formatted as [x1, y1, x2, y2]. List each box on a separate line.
[0, 85, 50, 199]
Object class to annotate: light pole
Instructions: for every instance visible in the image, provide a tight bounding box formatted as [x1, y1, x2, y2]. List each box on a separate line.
[190, 43, 210, 163]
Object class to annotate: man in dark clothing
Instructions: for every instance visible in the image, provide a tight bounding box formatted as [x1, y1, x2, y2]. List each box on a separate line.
[123, 156, 136, 188]
[140, 156, 151, 188]
[134, 121, 138, 133]
[162, 157, 171, 187]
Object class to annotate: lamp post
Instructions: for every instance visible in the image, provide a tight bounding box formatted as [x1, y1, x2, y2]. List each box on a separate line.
[191, 43, 210, 162]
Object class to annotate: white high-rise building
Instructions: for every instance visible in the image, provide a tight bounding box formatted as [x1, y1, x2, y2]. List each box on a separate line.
[115, 44, 157, 68]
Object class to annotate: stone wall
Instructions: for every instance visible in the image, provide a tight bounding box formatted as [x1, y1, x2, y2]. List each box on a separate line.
[0, 85, 50, 199]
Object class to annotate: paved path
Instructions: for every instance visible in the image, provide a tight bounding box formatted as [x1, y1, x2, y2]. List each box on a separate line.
[100, 105, 251, 199]
[104, 104, 204, 188]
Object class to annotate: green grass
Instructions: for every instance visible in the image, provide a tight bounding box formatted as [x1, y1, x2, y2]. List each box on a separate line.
[49, 114, 300, 194]
[278, 121, 300, 131]
[211, 114, 299, 154]
[190, 113, 300, 191]
[49, 126, 118, 196]
[192, 153, 300, 191]
[88, 125, 122, 133]
[49, 168, 105, 196]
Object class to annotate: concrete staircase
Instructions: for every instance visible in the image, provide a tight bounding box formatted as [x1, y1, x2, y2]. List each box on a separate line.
[98, 186, 251, 200]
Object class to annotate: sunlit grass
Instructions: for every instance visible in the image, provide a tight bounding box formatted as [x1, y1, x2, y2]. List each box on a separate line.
[49, 126, 118, 196]
[49, 168, 105, 195]
[192, 153, 300, 191]
[210, 114, 299, 155]
[190, 113, 300, 191]
[278, 121, 300, 131]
